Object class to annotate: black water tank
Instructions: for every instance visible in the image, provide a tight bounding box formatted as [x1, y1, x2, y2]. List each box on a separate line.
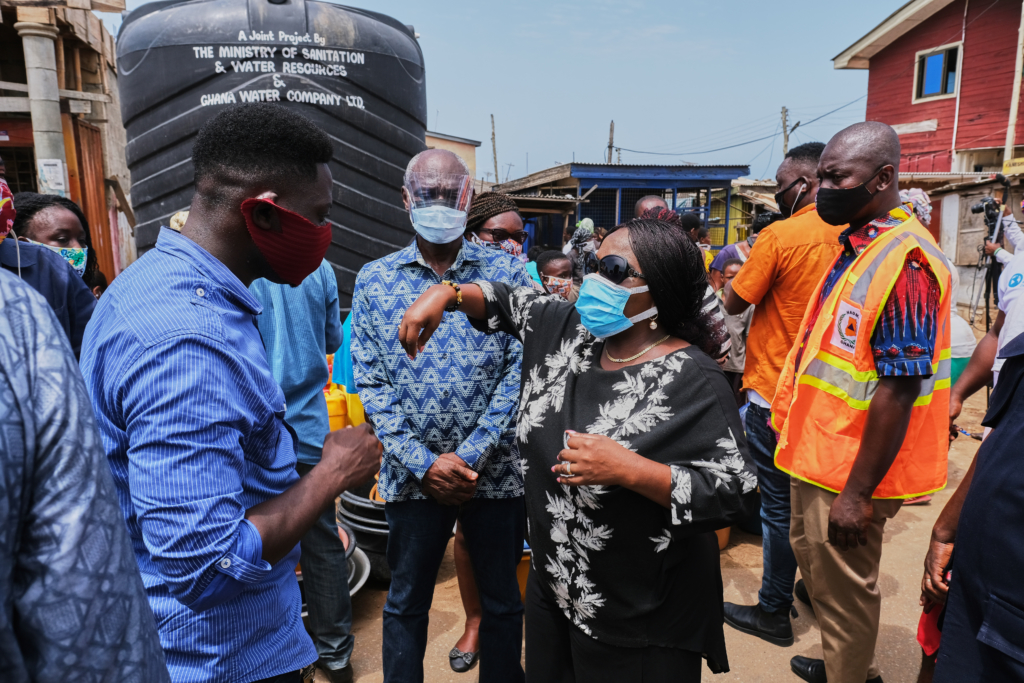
[116, 0, 426, 309]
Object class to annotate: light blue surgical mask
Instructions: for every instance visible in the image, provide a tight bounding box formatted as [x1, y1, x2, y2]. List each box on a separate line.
[411, 206, 468, 244]
[575, 273, 657, 339]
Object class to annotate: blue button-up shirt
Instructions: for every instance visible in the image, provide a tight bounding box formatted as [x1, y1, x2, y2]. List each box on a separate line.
[80, 228, 315, 683]
[352, 239, 531, 501]
[250, 260, 343, 466]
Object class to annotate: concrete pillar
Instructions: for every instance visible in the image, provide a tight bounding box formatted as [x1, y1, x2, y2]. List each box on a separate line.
[14, 22, 67, 193]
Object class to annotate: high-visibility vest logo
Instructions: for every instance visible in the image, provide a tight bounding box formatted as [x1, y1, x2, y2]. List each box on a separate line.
[830, 300, 862, 353]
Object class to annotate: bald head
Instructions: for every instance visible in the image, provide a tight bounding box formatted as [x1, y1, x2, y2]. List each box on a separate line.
[634, 195, 669, 218]
[817, 122, 902, 229]
[824, 121, 900, 170]
[404, 148, 470, 185]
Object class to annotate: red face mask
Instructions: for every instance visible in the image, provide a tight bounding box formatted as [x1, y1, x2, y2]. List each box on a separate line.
[241, 197, 332, 286]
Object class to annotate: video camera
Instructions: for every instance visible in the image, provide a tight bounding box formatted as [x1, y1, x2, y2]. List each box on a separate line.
[970, 195, 1002, 239]
[751, 211, 783, 234]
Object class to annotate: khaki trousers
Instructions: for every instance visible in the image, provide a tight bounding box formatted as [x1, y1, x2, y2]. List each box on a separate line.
[789, 479, 902, 683]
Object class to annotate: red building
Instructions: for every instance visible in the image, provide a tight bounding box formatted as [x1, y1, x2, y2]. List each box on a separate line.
[834, 0, 1024, 175]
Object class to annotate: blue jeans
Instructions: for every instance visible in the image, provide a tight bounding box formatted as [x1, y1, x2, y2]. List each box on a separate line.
[746, 403, 798, 613]
[297, 463, 354, 670]
[383, 496, 525, 683]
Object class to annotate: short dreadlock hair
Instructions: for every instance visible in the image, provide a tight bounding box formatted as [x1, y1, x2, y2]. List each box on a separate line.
[466, 191, 520, 233]
[191, 104, 333, 188]
[12, 192, 100, 288]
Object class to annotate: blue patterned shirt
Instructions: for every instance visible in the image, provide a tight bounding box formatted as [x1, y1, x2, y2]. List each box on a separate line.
[0, 269, 169, 683]
[352, 238, 531, 501]
[80, 228, 316, 683]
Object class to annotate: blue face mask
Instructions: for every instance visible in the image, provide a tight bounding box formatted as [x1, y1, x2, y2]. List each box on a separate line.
[575, 273, 657, 339]
[411, 206, 468, 244]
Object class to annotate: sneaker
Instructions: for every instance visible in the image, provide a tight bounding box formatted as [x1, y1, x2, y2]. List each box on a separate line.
[723, 602, 793, 646]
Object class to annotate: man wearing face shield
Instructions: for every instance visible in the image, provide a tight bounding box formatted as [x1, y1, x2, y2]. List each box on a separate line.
[721, 142, 843, 649]
[80, 104, 384, 683]
[770, 122, 952, 683]
[350, 149, 533, 683]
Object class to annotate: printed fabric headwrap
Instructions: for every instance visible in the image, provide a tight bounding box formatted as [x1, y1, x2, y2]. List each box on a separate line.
[899, 188, 932, 228]
[0, 178, 14, 244]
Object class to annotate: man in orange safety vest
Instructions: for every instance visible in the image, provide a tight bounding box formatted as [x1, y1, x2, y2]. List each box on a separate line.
[771, 122, 952, 683]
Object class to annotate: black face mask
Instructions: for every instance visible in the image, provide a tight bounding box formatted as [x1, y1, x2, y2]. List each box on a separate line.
[816, 167, 885, 226]
[774, 177, 806, 218]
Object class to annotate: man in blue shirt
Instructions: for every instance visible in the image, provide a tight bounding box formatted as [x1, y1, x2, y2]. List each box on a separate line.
[0, 269, 169, 683]
[80, 104, 382, 683]
[353, 149, 531, 683]
[250, 260, 354, 683]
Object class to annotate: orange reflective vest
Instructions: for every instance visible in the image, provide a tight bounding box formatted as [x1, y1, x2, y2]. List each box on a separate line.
[771, 216, 952, 499]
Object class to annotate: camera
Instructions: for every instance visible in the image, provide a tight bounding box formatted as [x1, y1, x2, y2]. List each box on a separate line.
[751, 211, 783, 234]
[971, 196, 999, 215]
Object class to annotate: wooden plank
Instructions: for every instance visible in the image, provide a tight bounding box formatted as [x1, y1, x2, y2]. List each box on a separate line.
[65, 7, 87, 38]
[62, 112, 82, 206]
[493, 164, 573, 193]
[86, 11, 101, 53]
[0, 98, 31, 113]
[75, 118, 115, 282]
[55, 37, 65, 90]
[65, 0, 91, 9]
[105, 177, 136, 227]
[16, 6, 52, 23]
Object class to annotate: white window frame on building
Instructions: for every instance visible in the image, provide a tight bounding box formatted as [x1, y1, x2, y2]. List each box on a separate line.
[912, 41, 962, 104]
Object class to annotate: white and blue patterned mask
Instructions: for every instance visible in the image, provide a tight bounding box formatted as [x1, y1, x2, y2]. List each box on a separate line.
[575, 273, 657, 339]
[410, 206, 468, 244]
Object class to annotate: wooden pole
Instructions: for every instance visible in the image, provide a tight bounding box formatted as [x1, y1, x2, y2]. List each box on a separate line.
[1004, 1, 1024, 162]
[491, 114, 498, 184]
[72, 46, 82, 91]
[607, 120, 614, 164]
[55, 37, 65, 90]
[781, 106, 789, 155]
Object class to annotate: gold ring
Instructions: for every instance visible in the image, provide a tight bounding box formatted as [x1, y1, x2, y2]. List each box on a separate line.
[565, 462, 573, 477]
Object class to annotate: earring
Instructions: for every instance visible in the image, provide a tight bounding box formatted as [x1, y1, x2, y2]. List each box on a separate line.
[649, 314, 659, 330]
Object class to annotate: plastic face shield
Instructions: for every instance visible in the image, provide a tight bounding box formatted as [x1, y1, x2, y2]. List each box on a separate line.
[405, 172, 474, 212]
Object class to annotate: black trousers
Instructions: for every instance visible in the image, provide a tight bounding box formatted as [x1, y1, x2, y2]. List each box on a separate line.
[524, 571, 703, 683]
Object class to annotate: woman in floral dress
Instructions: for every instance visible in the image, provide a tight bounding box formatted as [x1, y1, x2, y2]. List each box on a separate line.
[400, 218, 757, 682]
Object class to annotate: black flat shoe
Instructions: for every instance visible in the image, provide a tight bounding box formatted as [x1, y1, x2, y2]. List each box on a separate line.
[795, 579, 814, 616]
[723, 602, 793, 646]
[449, 647, 479, 673]
[789, 656, 884, 683]
[791, 656, 827, 683]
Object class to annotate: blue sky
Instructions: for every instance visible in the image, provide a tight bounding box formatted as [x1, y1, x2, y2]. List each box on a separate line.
[102, 0, 899, 181]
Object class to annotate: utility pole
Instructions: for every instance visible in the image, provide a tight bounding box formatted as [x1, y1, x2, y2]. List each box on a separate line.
[607, 120, 615, 164]
[491, 114, 499, 184]
[781, 106, 801, 155]
[781, 107, 789, 155]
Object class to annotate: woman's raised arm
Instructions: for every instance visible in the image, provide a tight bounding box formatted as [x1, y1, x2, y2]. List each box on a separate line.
[399, 283, 486, 358]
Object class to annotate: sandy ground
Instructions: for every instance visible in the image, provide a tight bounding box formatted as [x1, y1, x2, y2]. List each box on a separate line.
[327, 390, 988, 683]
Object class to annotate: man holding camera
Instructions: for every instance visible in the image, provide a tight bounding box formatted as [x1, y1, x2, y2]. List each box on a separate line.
[721, 141, 843, 646]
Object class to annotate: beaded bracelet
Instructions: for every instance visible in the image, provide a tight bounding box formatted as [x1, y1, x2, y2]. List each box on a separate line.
[440, 280, 462, 312]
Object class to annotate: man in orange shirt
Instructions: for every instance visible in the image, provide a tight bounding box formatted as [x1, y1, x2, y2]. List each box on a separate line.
[720, 142, 844, 645]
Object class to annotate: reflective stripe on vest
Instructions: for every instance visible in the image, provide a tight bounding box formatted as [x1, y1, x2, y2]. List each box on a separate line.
[799, 348, 952, 411]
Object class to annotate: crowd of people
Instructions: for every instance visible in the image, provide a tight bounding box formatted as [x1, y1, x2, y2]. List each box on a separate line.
[1, 103, 1022, 683]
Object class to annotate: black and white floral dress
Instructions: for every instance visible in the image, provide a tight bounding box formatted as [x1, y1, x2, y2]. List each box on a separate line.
[474, 282, 757, 674]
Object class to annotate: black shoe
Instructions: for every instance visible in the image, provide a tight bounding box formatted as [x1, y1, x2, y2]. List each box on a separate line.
[795, 579, 814, 616]
[789, 656, 884, 683]
[320, 663, 353, 683]
[723, 602, 793, 646]
[791, 656, 827, 683]
[449, 647, 479, 673]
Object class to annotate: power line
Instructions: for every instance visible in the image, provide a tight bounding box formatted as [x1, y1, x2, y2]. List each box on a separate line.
[621, 0, 1001, 159]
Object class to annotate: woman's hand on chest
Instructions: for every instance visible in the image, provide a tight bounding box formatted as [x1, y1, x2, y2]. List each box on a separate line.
[554, 431, 640, 487]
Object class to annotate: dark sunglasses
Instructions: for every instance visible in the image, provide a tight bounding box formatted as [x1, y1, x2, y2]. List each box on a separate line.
[479, 228, 528, 244]
[584, 253, 645, 285]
